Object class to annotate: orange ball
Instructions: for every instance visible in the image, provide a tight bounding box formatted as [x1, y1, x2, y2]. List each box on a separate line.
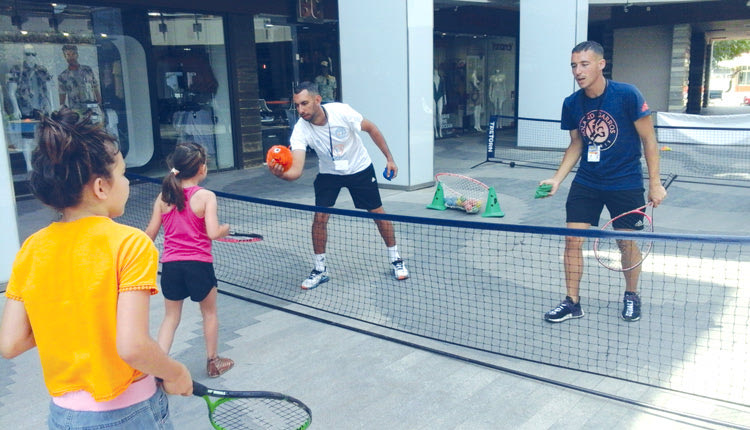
[266, 145, 292, 171]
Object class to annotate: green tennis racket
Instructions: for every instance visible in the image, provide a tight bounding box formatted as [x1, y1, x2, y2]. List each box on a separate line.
[193, 380, 312, 430]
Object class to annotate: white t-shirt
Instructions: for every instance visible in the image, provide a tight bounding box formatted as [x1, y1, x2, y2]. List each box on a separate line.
[289, 102, 372, 175]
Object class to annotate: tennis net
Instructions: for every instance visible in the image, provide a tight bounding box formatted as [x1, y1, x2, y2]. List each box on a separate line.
[487, 116, 750, 184]
[121, 175, 750, 406]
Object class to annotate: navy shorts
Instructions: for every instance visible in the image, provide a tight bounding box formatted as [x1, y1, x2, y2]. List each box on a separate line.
[313, 163, 383, 210]
[566, 181, 645, 229]
[160, 261, 217, 302]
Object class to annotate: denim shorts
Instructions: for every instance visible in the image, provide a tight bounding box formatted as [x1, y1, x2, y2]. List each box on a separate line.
[48, 388, 173, 430]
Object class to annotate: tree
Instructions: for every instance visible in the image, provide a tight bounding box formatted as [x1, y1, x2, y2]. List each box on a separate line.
[713, 40, 750, 63]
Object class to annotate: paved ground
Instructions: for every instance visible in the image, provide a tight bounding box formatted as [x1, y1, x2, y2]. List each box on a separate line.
[2, 132, 750, 429]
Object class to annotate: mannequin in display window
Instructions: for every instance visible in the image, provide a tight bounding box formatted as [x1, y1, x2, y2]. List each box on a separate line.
[314, 60, 337, 103]
[433, 69, 446, 138]
[470, 69, 483, 132]
[58, 44, 103, 123]
[7, 44, 53, 120]
[489, 69, 507, 128]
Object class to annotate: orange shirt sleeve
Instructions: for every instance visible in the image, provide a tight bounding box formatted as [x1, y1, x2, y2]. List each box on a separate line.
[118, 231, 159, 295]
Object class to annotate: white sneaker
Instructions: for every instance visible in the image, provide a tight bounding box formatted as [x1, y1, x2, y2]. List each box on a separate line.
[392, 259, 409, 280]
[301, 268, 329, 290]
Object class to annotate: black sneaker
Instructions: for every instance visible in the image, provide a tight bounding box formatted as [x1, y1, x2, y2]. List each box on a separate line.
[622, 291, 641, 321]
[544, 296, 584, 323]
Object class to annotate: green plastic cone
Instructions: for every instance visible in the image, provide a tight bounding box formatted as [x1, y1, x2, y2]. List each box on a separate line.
[482, 187, 505, 217]
[427, 182, 447, 210]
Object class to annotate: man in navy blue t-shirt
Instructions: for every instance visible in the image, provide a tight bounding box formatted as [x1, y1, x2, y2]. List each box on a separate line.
[539, 41, 667, 323]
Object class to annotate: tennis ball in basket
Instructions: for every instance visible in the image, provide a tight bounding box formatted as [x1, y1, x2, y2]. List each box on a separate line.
[266, 145, 292, 171]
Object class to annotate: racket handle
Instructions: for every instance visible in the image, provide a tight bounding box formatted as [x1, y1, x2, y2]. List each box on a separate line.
[662, 173, 677, 189]
[192, 380, 209, 397]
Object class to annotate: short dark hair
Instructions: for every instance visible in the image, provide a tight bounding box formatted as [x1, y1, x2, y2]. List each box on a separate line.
[61, 44, 77, 53]
[30, 108, 119, 210]
[572, 41, 604, 57]
[294, 81, 320, 96]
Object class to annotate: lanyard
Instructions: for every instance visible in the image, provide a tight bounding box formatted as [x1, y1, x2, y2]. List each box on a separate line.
[321, 105, 334, 160]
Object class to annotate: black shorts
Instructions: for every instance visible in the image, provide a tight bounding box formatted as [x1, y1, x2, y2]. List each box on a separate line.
[313, 163, 383, 210]
[566, 181, 645, 228]
[160, 261, 217, 302]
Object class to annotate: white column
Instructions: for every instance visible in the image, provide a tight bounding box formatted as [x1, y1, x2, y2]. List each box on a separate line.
[338, 0, 434, 189]
[517, 0, 588, 148]
[0, 119, 20, 282]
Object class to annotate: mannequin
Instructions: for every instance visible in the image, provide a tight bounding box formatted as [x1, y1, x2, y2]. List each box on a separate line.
[314, 60, 337, 103]
[489, 69, 507, 128]
[433, 69, 446, 138]
[58, 44, 103, 123]
[7, 44, 53, 120]
[470, 69, 483, 132]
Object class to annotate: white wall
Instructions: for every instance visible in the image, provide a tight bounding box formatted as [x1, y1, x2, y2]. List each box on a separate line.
[338, 0, 433, 189]
[517, 0, 588, 148]
[613, 26, 672, 112]
[0, 120, 20, 283]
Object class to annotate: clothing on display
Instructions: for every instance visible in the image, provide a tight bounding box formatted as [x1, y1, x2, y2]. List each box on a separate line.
[58, 45, 103, 123]
[7, 44, 52, 119]
[470, 69, 483, 132]
[433, 69, 446, 138]
[172, 106, 217, 160]
[58, 65, 99, 107]
[314, 61, 337, 103]
[489, 70, 507, 127]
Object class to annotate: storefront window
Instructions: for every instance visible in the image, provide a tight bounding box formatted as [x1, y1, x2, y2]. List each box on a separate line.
[434, 34, 517, 138]
[254, 14, 338, 154]
[149, 11, 234, 171]
[0, 2, 154, 189]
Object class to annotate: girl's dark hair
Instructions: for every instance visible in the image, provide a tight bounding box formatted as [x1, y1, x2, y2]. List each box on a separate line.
[161, 142, 207, 212]
[30, 108, 119, 211]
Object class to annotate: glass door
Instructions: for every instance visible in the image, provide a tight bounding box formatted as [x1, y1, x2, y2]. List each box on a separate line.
[148, 11, 234, 171]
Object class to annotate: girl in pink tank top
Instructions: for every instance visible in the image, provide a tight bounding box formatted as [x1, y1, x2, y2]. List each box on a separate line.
[145, 142, 234, 378]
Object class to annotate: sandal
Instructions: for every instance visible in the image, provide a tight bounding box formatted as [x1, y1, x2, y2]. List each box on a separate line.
[207, 356, 234, 378]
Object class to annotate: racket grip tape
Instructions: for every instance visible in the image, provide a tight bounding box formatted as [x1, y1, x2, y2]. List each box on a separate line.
[192, 380, 209, 397]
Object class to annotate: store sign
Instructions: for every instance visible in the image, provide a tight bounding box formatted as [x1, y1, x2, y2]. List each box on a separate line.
[298, 0, 324, 23]
[492, 43, 514, 51]
[486, 116, 497, 158]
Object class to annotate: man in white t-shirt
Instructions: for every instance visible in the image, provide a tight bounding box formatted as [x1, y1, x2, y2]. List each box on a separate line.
[268, 81, 409, 290]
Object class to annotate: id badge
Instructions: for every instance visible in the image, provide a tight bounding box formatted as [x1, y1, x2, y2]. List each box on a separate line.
[334, 159, 349, 171]
[587, 144, 601, 162]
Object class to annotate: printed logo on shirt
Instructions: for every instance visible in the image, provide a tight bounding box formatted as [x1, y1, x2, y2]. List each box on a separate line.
[641, 101, 649, 112]
[579, 109, 618, 151]
[332, 126, 349, 140]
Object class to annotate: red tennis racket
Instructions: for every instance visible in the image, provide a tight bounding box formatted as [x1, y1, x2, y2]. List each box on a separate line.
[217, 232, 264, 243]
[593, 174, 675, 272]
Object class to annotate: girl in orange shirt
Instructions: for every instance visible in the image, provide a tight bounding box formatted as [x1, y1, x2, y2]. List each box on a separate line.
[0, 108, 192, 429]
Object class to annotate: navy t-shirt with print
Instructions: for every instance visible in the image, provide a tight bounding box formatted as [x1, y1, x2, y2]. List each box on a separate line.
[560, 80, 651, 190]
